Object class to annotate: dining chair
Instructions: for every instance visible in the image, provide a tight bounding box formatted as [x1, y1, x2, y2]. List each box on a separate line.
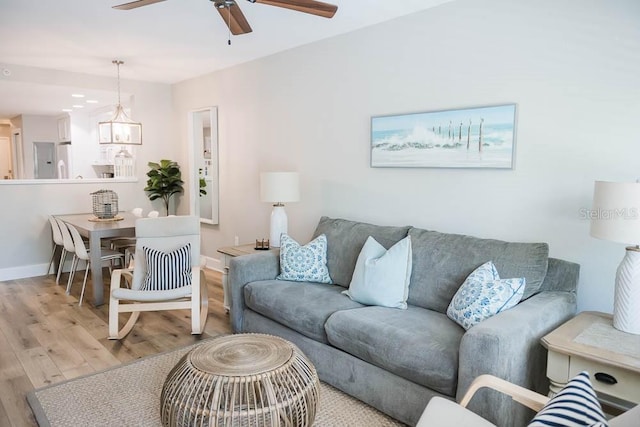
[109, 208, 152, 260]
[108, 207, 145, 253]
[108, 216, 208, 339]
[47, 216, 65, 279]
[111, 209, 162, 266]
[65, 222, 125, 306]
[54, 217, 77, 286]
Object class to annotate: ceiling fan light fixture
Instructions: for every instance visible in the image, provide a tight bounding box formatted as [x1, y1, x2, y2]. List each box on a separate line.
[213, 0, 235, 9]
[98, 60, 142, 145]
[114, 0, 337, 39]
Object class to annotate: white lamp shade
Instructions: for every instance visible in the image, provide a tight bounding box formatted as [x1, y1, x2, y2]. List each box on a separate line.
[590, 181, 640, 245]
[260, 172, 300, 203]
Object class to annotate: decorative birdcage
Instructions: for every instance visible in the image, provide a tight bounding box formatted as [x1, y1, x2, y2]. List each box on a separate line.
[91, 189, 119, 219]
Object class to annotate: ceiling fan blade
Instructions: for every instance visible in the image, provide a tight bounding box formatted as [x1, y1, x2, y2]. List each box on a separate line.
[215, 2, 253, 35]
[113, 0, 166, 10]
[253, 0, 337, 18]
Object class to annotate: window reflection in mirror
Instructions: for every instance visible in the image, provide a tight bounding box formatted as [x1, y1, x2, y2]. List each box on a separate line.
[190, 107, 219, 224]
[0, 80, 134, 180]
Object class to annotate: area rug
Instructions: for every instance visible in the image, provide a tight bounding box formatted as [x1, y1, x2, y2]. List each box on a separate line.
[27, 339, 404, 426]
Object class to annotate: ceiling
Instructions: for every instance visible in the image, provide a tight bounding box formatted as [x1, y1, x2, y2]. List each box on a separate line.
[0, 0, 454, 84]
[0, 80, 130, 118]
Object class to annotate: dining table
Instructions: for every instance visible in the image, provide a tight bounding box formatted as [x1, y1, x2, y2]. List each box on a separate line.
[55, 212, 137, 306]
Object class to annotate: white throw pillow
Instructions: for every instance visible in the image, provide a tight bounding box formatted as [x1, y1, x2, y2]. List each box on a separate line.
[343, 236, 412, 309]
[277, 234, 332, 283]
[447, 261, 525, 330]
[528, 371, 608, 427]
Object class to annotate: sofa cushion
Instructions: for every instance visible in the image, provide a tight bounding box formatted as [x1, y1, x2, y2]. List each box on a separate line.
[325, 305, 464, 396]
[408, 228, 549, 313]
[312, 217, 411, 287]
[244, 280, 364, 343]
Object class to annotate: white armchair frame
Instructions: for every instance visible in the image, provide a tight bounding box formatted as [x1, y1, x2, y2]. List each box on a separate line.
[418, 374, 638, 427]
[108, 216, 208, 340]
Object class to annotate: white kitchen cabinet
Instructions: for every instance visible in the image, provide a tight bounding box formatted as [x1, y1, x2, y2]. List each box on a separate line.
[57, 114, 71, 142]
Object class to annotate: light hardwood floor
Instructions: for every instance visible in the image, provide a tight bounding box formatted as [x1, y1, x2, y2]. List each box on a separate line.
[0, 268, 232, 427]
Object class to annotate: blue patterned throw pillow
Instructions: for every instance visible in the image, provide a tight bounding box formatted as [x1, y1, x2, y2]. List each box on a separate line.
[446, 261, 525, 330]
[528, 371, 608, 427]
[277, 234, 332, 284]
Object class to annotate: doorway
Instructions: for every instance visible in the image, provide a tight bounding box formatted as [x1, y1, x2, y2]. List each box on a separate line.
[33, 141, 57, 179]
[0, 137, 11, 179]
[12, 130, 24, 179]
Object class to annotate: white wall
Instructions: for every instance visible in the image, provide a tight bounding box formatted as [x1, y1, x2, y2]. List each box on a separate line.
[0, 65, 178, 280]
[173, 0, 640, 313]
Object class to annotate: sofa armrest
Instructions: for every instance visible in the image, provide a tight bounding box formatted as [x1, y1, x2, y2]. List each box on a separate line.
[457, 291, 576, 427]
[228, 251, 280, 332]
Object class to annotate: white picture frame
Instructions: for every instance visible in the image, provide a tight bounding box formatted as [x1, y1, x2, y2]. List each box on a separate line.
[371, 103, 517, 169]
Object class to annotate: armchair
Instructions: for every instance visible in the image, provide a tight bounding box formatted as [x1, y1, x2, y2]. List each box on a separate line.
[418, 374, 638, 427]
[108, 216, 208, 339]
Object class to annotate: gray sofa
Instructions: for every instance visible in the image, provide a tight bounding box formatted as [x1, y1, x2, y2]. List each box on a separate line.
[228, 217, 579, 427]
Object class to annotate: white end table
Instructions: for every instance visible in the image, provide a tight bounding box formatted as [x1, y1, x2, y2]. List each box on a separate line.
[541, 311, 640, 411]
[217, 243, 277, 311]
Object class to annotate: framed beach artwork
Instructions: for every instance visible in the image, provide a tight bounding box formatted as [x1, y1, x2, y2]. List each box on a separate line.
[371, 103, 517, 169]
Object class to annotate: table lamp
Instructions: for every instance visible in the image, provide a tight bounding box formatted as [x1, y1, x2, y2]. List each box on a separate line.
[590, 180, 640, 334]
[260, 172, 300, 247]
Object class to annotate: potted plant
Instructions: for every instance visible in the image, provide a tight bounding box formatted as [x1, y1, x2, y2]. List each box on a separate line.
[144, 159, 184, 215]
[199, 177, 208, 199]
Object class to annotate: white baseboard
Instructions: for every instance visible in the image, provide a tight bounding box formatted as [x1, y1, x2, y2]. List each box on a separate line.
[0, 263, 50, 281]
[0, 258, 79, 282]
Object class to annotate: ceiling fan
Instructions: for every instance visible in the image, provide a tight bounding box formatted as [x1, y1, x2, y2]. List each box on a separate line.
[112, 0, 338, 36]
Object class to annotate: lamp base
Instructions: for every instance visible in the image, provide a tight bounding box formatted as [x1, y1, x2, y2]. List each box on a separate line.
[613, 247, 640, 335]
[270, 205, 288, 248]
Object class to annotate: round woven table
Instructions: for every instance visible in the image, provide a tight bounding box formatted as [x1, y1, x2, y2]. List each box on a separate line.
[160, 334, 320, 427]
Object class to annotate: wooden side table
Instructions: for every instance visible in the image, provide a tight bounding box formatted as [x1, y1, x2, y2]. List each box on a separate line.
[541, 311, 640, 410]
[217, 244, 277, 311]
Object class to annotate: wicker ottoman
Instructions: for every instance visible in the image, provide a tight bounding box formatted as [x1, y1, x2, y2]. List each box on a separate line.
[161, 334, 320, 427]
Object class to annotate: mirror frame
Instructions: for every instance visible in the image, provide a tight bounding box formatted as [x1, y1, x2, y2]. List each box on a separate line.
[188, 106, 219, 225]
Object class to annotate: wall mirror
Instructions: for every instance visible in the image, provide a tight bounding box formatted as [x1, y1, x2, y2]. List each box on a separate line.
[0, 79, 133, 181]
[189, 107, 219, 225]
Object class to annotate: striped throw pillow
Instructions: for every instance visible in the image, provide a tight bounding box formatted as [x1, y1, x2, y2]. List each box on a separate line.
[528, 371, 608, 427]
[142, 243, 192, 291]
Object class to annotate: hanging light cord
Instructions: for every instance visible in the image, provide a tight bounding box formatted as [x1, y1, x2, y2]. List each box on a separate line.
[113, 59, 123, 107]
[227, 5, 231, 45]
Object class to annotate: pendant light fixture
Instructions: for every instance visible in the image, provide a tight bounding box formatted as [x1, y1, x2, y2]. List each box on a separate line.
[98, 60, 142, 145]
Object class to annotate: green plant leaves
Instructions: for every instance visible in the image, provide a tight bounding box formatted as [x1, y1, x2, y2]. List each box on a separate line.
[199, 177, 207, 197]
[144, 159, 184, 215]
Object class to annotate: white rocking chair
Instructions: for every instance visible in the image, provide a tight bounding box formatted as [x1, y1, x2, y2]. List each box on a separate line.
[108, 216, 208, 340]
